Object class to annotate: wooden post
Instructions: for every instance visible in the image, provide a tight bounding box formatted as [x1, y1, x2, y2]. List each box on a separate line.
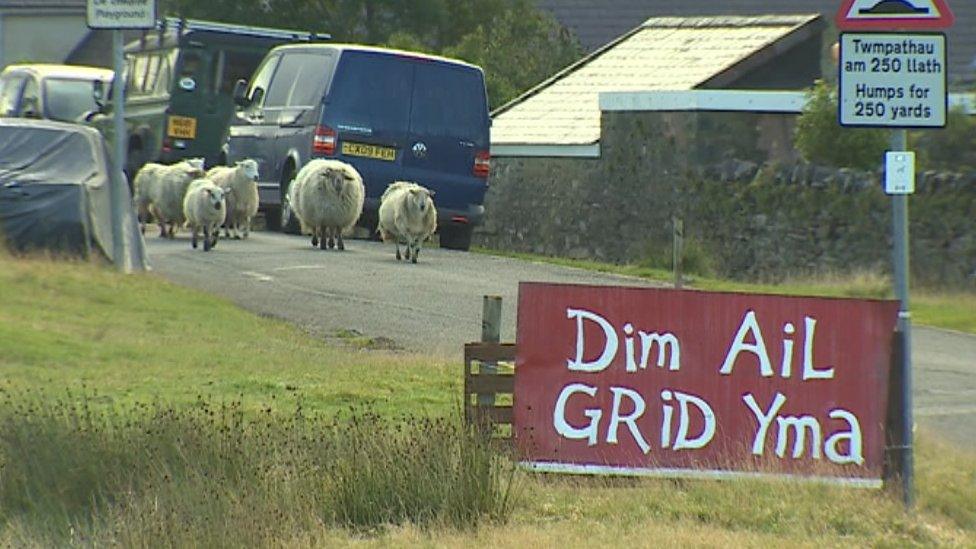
[479, 295, 502, 408]
[672, 216, 684, 289]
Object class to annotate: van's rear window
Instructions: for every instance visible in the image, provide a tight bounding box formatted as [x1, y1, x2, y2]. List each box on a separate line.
[328, 51, 486, 139]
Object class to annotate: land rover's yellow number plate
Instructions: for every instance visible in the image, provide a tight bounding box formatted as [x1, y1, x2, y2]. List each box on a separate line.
[167, 115, 197, 139]
[341, 141, 396, 161]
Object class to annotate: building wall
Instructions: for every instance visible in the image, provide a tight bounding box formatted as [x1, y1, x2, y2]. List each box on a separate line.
[1, 14, 89, 68]
[477, 110, 976, 288]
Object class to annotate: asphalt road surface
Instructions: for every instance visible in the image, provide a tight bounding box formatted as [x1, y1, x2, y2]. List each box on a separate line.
[145, 230, 976, 452]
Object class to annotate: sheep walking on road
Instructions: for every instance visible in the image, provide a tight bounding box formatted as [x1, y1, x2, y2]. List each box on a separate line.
[377, 181, 437, 264]
[132, 163, 162, 234]
[206, 159, 259, 239]
[182, 178, 229, 252]
[136, 158, 205, 238]
[288, 159, 365, 250]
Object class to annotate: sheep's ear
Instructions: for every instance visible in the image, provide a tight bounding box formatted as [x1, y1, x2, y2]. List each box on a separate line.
[428, 190, 436, 197]
[204, 188, 213, 197]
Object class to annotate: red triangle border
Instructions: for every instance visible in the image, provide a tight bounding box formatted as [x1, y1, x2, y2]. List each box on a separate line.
[836, 0, 955, 30]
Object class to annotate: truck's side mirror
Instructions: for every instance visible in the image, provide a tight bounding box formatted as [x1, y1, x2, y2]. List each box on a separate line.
[232, 79, 249, 107]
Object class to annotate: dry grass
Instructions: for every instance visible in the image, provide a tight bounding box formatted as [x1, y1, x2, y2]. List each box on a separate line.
[1, 248, 974, 547]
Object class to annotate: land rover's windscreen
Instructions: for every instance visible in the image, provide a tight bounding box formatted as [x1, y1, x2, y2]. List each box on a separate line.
[43, 78, 104, 122]
[326, 51, 487, 141]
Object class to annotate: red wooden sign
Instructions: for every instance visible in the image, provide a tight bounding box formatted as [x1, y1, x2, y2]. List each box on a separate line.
[515, 283, 900, 485]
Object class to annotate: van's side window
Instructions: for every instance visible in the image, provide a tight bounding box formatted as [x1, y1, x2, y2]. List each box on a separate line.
[265, 53, 332, 109]
[0, 75, 27, 115]
[244, 54, 280, 115]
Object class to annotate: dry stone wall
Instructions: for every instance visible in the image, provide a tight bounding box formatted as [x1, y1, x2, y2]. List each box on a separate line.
[477, 111, 976, 288]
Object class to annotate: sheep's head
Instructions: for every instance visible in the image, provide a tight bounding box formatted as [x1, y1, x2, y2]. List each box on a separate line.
[237, 159, 259, 180]
[204, 186, 228, 211]
[317, 165, 357, 194]
[408, 187, 434, 213]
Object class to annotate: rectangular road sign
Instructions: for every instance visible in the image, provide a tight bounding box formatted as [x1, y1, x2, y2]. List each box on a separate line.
[839, 32, 946, 128]
[87, 0, 156, 29]
[885, 151, 916, 194]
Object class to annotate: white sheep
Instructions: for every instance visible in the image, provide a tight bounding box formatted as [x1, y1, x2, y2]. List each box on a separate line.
[141, 158, 206, 238]
[377, 181, 437, 263]
[132, 163, 162, 234]
[289, 159, 365, 250]
[182, 178, 228, 251]
[206, 159, 259, 239]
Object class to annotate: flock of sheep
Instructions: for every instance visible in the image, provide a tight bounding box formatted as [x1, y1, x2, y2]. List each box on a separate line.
[132, 158, 438, 262]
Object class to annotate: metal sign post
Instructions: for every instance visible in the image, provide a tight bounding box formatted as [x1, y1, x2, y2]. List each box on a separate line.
[836, 0, 954, 510]
[886, 131, 914, 508]
[87, 0, 156, 270]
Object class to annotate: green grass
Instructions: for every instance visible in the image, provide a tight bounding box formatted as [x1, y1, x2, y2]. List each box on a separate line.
[1, 251, 974, 547]
[475, 247, 976, 334]
[0, 253, 457, 415]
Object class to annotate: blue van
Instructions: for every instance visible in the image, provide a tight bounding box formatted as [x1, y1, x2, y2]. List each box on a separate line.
[224, 44, 491, 250]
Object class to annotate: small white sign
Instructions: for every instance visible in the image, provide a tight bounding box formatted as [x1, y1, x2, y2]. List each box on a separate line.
[885, 151, 915, 194]
[839, 32, 946, 128]
[87, 0, 156, 29]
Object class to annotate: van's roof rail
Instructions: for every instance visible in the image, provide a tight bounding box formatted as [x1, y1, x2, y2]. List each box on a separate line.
[157, 17, 330, 42]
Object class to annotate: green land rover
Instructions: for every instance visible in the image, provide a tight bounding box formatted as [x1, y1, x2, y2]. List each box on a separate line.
[92, 18, 325, 176]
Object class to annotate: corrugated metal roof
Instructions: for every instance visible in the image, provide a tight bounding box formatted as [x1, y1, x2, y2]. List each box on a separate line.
[492, 15, 820, 147]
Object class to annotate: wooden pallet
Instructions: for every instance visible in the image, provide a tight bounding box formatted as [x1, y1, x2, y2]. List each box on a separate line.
[463, 342, 516, 435]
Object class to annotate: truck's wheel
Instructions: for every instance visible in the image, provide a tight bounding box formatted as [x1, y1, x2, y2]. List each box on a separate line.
[439, 224, 473, 251]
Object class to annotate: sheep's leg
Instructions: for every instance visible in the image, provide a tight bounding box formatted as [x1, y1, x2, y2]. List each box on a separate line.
[337, 229, 345, 251]
[243, 219, 250, 240]
[210, 225, 220, 249]
[311, 229, 318, 247]
[319, 227, 327, 250]
[395, 240, 402, 261]
[203, 226, 212, 251]
[191, 227, 198, 249]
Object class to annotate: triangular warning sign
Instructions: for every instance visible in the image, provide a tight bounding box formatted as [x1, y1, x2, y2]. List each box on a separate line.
[836, 0, 954, 30]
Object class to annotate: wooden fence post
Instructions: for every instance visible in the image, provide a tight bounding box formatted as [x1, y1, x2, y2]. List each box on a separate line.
[479, 295, 502, 407]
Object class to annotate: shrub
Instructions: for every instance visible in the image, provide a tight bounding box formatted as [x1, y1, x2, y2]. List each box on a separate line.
[794, 80, 889, 171]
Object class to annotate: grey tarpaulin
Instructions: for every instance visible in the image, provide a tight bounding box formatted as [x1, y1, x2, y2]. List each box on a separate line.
[0, 118, 149, 271]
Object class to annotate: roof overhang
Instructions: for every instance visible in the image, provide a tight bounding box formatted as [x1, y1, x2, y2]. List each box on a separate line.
[491, 143, 601, 158]
[600, 90, 807, 113]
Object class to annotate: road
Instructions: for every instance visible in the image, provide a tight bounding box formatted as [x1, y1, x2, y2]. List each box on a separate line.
[145, 231, 976, 452]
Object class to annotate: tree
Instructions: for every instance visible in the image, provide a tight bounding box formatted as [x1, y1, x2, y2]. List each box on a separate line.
[794, 80, 889, 171]
[156, 0, 583, 110]
[444, 0, 581, 110]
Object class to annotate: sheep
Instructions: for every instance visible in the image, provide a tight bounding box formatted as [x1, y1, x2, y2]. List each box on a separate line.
[182, 178, 228, 252]
[131, 163, 163, 234]
[377, 181, 437, 264]
[206, 159, 259, 239]
[288, 159, 365, 251]
[140, 158, 206, 238]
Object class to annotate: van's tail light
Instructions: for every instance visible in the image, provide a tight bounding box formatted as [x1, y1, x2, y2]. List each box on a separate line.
[313, 126, 336, 155]
[473, 150, 490, 178]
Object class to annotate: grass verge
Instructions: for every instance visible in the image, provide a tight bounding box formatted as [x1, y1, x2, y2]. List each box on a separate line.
[1, 251, 974, 546]
[474, 247, 976, 334]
